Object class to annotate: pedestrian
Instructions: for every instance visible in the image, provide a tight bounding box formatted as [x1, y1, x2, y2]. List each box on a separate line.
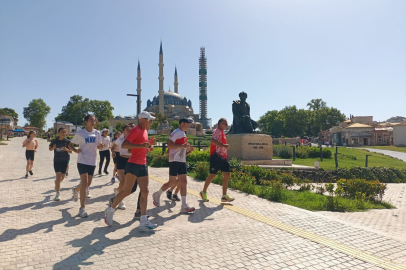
[104, 111, 157, 229]
[152, 118, 196, 213]
[22, 131, 38, 178]
[200, 118, 234, 202]
[69, 114, 104, 218]
[98, 129, 111, 175]
[111, 131, 122, 183]
[49, 127, 72, 201]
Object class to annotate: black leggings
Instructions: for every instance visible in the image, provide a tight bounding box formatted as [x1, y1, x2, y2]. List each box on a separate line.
[99, 150, 110, 173]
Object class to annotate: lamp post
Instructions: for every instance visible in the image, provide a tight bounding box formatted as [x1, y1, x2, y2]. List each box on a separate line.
[127, 94, 141, 117]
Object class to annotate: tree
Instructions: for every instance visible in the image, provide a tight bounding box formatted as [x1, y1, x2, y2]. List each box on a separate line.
[170, 120, 179, 132]
[114, 122, 125, 132]
[96, 120, 110, 131]
[0, 108, 19, 124]
[307, 98, 327, 111]
[89, 100, 114, 122]
[56, 95, 90, 125]
[153, 112, 167, 135]
[280, 106, 308, 137]
[23, 99, 51, 129]
[150, 121, 159, 132]
[257, 110, 284, 137]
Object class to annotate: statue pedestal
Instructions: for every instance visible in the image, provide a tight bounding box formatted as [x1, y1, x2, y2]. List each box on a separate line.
[226, 133, 292, 166]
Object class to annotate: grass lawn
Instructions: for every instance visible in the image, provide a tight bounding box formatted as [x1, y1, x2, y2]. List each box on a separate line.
[356, 145, 406, 153]
[291, 147, 406, 170]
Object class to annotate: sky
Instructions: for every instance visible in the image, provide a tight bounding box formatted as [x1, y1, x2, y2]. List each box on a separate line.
[0, 0, 405, 129]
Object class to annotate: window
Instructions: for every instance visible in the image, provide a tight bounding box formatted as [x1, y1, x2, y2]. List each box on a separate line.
[378, 135, 382, 142]
[385, 136, 389, 143]
[351, 138, 359, 145]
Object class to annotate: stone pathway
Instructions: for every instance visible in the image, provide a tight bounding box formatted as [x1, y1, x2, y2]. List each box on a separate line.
[0, 137, 405, 270]
[361, 148, 406, 162]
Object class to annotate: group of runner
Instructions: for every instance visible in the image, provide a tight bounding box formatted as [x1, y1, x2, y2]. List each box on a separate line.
[23, 112, 234, 231]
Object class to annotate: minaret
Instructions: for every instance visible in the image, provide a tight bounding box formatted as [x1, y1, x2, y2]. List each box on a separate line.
[136, 59, 142, 115]
[158, 41, 165, 114]
[199, 47, 208, 128]
[174, 66, 179, 94]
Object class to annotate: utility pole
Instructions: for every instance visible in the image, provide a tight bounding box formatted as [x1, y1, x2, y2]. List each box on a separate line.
[127, 94, 141, 116]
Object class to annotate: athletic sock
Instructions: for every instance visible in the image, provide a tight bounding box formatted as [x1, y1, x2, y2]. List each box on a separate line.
[157, 189, 164, 197]
[109, 207, 115, 212]
[141, 215, 147, 222]
[181, 196, 187, 206]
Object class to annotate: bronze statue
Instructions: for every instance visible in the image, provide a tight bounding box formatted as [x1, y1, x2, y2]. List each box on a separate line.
[228, 92, 258, 134]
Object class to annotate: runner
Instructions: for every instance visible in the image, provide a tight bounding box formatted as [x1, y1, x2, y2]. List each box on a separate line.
[49, 127, 72, 201]
[200, 118, 234, 202]
[111, 131, 122, 183]
[69, 114, 103, 218]
[110, 126, 132, 210]
[105, 111, 157, 229]
[152, 118, 195, 213]
[66, 158, 70, 177]
[22, 131, 38, 178]
[98, 129, 111, 175]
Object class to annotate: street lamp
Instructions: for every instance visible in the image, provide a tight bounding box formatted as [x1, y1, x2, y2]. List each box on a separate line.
[127, 94, 141, 116]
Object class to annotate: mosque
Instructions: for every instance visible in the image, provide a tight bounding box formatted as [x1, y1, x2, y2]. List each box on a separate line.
[140, 42, 200, 122]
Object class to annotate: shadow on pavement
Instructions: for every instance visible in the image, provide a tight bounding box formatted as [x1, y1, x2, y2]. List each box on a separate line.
[188, 201, 223, 223]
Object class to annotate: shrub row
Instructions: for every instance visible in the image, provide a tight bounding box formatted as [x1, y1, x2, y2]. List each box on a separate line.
[273, 146, 332, 159]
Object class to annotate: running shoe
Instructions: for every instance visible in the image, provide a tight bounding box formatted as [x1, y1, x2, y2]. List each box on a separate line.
[72, 188, 79, 202]
[65, 172, 69, 177]
[166, 190, 172, 200]
[152, 191, 160, 207]
[104, 207, 115, 226]
[117, 201, 126, 210]
[24, 174, 28, 179]
[200, 191, 209, 202]
[139, 219, 157, 231]
[86, 188, 91, 198]
[181, 205, 195, 213]
[29, 170, 33, 176]
[221, 194, 235, 202]
[134, 212, 150, 220]
[115, 173, 119, 178]
[79, 208, 88, 218]
[98, 171, 102, 175]
[110, 177, 115, 184]
[104, 170, 109, 175]
[172, 194, 180, 201]
[54, 193, 61, 201]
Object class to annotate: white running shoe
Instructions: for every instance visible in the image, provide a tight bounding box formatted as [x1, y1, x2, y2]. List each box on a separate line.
[117, 201, 126, 210]
[54, 193, 61, 201]
[86, 189, 91, 198]
[139, 218, 157, 231]
[181, 204, 195, 213]
[72, 188, 79, 202]
[79, 208, 88, 218]
[104, 207, 115, 226]
[152, 191, 160, 207]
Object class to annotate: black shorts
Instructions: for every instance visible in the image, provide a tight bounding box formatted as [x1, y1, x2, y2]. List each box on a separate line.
[26, 150, 35, 161]
[124, 162, 148, 177]
[77, 163, 96, 176]
[113, 152, 120, 164]
[54, 161, 68, 174]
[210, 155, 230, 174]
[117, 156, 129, 170]
[169, 162, 187, 176]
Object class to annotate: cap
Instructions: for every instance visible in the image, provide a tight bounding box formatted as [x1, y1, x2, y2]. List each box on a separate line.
[138, 111, 156, 120]
[102, 128, 109, 132]
[179, 118, 194, 124]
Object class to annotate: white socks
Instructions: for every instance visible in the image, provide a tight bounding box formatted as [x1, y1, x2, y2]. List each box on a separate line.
[157, 189, 164, 197]
[181, 196, 187, 206]
[141, 215, 148, 221]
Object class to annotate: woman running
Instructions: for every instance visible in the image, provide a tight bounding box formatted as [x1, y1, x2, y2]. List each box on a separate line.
[111, 131, 121, 183]
[69, 114, 103, 218]
[98, 128, 111, 175]
[22, 131, 38, 178]
[49, 127, 72, 201]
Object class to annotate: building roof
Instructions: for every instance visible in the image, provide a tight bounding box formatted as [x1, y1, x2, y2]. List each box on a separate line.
[343, 119, 351, 123]
[25, 126, 39, 129]
[375, 127, 393, 131]
[163, 91, 184, 100]
[346, 123, 373, 128]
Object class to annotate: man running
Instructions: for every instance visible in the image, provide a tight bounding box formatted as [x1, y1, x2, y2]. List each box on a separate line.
[105, 111, 157, 230]
[200, 118, 234, 202]
[98, 128, 111, 175]
[111, 131, 122, 183]
[69, 114, 104, 218]
[152, 118, 195, 213]
[49, 127, 72, 201]
[22, 131, 38, 178]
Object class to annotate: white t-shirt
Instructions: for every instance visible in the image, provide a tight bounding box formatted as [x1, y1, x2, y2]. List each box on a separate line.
[100, 136, 110, 151]
[169, 128, 188, 163]
[71, 129, 102, 166]
[114, 137, 131, 156]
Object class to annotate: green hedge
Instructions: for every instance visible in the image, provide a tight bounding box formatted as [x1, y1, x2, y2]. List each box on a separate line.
[273, 146, 332, 159]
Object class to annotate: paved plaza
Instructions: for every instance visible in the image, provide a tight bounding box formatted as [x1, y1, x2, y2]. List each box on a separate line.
[0, 137, 405, 270]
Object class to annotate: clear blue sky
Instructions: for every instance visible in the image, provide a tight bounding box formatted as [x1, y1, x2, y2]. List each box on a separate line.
[1, 0, 405, 128]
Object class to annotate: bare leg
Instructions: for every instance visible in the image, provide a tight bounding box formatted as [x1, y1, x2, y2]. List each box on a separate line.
[79, 174, 88, 209]
[55, 172, 62, 193]
[26, 160, 30, 175]
[137, 176, 149, 216]
[29, 160, 34, 171]
[87, 175, 93, 188]
[202, 174, 216, 193]
[112, 173, 136, 209]
[160, 175, 178, 192]
[66, 164, 69, 173]
[179, 174, 188, 197]
[117, 170, 126, 192]
[222, 172, 230, 196]
[173, 181, 181, 195]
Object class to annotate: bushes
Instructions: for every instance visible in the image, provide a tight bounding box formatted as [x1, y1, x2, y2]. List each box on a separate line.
[308, 147, 332, 159]
[273, 146, 292, 159]
[186, 150, 210, 162]
[295, 147, 309, 158]
[194, 162, 210, 180]
[149, 154, 169, 167]
[273, 146, 332, 159]
[337, 179, 386, 201]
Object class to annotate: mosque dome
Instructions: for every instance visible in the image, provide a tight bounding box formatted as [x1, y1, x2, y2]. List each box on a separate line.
[115, 115, 124, 120]
[163, 91, 184, 101]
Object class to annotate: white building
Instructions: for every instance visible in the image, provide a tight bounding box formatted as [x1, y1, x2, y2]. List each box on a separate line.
[393, 125, 406, 146]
